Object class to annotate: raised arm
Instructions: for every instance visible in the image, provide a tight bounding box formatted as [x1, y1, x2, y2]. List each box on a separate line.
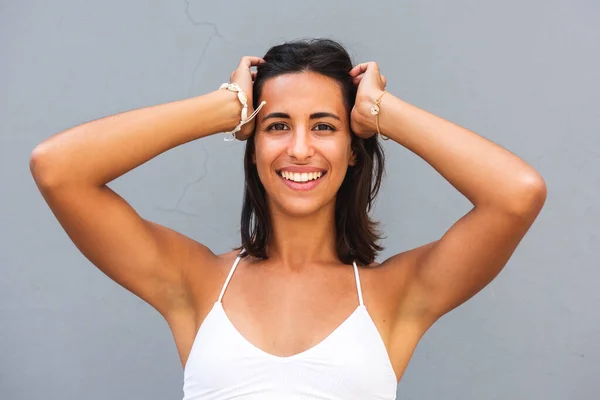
[349, 62, 547, 325]
[29, 81, 246, 317]
[380, 94, 545, 321]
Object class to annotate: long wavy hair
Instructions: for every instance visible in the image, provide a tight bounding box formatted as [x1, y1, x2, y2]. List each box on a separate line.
[238, 38, 385, 265]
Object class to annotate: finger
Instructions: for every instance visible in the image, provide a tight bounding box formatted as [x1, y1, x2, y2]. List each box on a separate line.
[251, 71, 257, 81]
[352, 74, 364, 86]
[348, 62, 368, 77]
[349, 61, 378, 78]
[381, 74, 387, 87]
[239, 56, 266, 69]
[351, 62, 383, 82]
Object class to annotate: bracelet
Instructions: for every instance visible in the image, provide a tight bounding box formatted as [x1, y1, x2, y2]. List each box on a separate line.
[370, 90, 389, 140]
[219, 82, 266, 141]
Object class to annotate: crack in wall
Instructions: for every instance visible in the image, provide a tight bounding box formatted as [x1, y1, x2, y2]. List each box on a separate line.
[153, 144, 224, 238]
[152, 1, 229, 238]
[184, 0, 226, 98]
[153, 143, 208, 218]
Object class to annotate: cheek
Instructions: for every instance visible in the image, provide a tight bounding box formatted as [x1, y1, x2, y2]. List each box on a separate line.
[253, 141, 277, 184]
[254, 153, 269, 182]
[323, 140, 353, 166]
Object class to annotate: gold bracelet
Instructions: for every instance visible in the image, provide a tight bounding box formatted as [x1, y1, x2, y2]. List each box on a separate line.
[370, 90, 389, 140]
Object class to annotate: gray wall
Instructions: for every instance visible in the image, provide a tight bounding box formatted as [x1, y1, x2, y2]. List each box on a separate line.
[2, 1, 598, 399]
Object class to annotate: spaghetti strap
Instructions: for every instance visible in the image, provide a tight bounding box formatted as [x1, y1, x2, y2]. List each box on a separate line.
[217, 255, 243, 303]
[352, 261, 364, 306]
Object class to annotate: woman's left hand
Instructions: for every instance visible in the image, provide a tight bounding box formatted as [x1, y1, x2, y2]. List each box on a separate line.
[349, 61, 387, 139]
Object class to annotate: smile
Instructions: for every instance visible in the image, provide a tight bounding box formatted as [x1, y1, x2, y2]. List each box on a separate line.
[278, 170, 324, 182]
[276, 169, 327, 191]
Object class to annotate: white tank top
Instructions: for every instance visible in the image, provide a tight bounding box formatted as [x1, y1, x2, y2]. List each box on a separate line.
[182, 255, 398, 399]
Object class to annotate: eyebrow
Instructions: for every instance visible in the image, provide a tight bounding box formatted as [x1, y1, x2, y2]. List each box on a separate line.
[261, 112, 341, 122]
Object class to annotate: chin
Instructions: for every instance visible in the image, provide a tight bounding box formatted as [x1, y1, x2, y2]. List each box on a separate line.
[270, 195, 333, 218]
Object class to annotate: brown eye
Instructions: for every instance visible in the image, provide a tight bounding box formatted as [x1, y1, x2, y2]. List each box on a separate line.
[314, 124, 335, 131]
[267, 123, 288, 131]
[266, 123, 334, 132]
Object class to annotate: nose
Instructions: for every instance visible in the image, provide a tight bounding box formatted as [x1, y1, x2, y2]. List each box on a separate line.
[287, 128, 314, 161]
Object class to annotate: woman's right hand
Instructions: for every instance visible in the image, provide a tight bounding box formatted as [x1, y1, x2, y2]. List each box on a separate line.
[228, 56, 265, 140]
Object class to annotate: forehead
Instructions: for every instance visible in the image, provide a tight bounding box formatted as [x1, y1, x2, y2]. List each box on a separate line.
[258, 72, 346, 116]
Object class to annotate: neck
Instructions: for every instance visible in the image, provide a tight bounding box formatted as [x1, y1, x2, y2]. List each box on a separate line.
[266, 201, 338, 269]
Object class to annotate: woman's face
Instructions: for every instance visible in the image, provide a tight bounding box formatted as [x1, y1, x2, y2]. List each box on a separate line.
[253, 71, 355, 217]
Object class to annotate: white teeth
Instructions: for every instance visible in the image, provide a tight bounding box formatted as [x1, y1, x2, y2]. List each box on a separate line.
[280, 171, 323, 182]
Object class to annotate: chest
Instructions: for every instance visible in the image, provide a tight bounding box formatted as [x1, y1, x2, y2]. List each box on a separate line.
[183, 302, 398, 399]
[219, 265, 368, 357]
[169, 258, 421, 384]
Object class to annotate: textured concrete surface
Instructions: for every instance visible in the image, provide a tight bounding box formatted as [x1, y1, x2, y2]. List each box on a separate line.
[2, 0, 599, 399]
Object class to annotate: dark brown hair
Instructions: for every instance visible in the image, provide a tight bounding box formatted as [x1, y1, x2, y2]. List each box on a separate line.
[238, 38, 385, 265]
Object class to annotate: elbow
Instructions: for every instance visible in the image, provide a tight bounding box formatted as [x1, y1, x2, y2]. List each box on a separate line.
[512, 173, 547, 216]
[30, 145, 61, 189]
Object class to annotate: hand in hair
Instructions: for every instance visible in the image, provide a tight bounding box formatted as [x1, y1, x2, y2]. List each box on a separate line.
[348, 61, 387, 139]
[229, 56, 265, 140]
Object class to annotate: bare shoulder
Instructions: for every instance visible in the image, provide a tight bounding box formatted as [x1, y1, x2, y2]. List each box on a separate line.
[361, 241, 437, 288]
[356, 243, 441, 380]
[182, 246, 242, 310]
[161, 244, 242, 369]
[164, 245, 240, 328]
[359, 241, 440, 325]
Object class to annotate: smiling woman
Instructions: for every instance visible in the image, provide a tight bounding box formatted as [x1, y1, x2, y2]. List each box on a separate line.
[30, 38, 546, 400]
[241, 45, 385, 264]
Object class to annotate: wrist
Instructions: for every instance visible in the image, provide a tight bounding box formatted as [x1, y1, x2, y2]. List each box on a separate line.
[357, 90, 383, 118]
[370, 89, 387, 103]
[212, 88, 244, 133]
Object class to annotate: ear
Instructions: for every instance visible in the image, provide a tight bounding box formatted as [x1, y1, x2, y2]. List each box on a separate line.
[348, 150, 357, 167]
